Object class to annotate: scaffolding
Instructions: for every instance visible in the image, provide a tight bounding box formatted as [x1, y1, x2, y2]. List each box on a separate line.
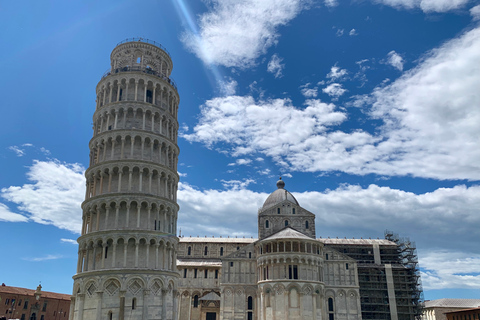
[324, 231, 423, 320]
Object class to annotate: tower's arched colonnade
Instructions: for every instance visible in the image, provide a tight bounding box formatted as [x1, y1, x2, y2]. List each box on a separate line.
[71, 39, 180, 320]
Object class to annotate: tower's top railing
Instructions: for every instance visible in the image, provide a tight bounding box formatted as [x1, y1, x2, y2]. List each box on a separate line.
[100, 66, 177, 91]
[116, 38, 171, 57]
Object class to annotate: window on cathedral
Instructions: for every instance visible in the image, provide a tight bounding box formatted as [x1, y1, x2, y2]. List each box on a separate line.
[132, 298, 136, 310]
[328, 297, 334, 312]
[277, 208, 280, 214]
[108, 312, 113, 320]
[346, 263, 349, 270]
[285, 220, 288, 227]
[249, 252, 252, 258]
[265, 220, 269, 228]
[305, 221, 309, 229]
[215, 270, 218, 279]
[136, 57, 141, 63]
[105, 246, 108, 259]
[204, 246, 208, 255]
[183, 269, 187, 278]
[292, 208, 295, 214]
[42, 303, 47, 312]
[204, 269, 208, 278]
[326, 254, 329, 260]
[154, 220, 157, 230]
[288, 265, 298, 279]
[247, 296, 253, 310]
[193, 295, 199, 308]
[18, 300, 22, 306]
[194, 268, 198, 278]
[237, 246, 240, 250]
[230, 262, 234, 267]
[187, 246, 191, 255]
[220, 247, 224, 256]
[24, 301, 28, 309]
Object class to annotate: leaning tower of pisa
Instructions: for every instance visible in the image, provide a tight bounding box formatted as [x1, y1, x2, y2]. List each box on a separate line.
[71, 39, 180, 320]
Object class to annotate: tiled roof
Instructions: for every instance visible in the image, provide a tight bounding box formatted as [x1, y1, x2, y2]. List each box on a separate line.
[199, 291, 221, 301]
[179, 237, 255, 243]
[177, 259, 222, 267]
[261, 227, 314, 241]
[178, 236, 396, 246]
[320, 238, 397, 246]
[424, 299, 480, 308]
[0, 285, 70, 300]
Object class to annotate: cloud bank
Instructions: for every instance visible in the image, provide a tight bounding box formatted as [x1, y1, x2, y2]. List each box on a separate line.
[183, 27, 480, 180]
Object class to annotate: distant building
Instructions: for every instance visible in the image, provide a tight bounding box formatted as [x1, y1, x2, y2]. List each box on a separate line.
[445, 307, 480, 320]
[0, 284, 70, 320]
[422, 299, 480, 320]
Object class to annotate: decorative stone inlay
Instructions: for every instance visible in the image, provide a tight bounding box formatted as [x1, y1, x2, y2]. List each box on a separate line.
[87, 283, 97, 297]
[128, 280, 142, 295]
[105, 281, 119, 295]
[151, 281, 162, 295]
[225, 289, 232, 296]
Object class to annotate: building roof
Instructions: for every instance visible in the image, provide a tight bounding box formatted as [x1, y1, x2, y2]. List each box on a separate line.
[320, 238, 397, 246]
[176, 259, 222, 267]
[0, 285, 71, 300]
[178, 237, 396, 246]
[261, 178, 299, 210]
[424, 299, 480, 309]
[445, 307, 480, 314]
[199, 291, 221, 301]
[261, 227, 314, 241]
[179, 237, 255, 243]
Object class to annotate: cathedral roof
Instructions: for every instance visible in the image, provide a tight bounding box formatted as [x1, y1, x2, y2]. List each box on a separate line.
[260, 227, 313, 241]
[261, 178, 299, 210]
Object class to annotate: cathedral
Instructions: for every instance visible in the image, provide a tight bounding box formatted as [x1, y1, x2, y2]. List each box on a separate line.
[69, 39, 422, 320]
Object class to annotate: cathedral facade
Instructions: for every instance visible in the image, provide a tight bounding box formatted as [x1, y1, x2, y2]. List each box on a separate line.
[177, 179, 362, 320]
[71, 39, 422, 320]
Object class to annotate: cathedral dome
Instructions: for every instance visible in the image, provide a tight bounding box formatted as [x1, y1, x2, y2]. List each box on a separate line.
[262, 177, 299, 210]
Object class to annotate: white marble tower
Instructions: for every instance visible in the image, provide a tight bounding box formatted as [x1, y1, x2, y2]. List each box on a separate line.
[71, 38, 180, 320]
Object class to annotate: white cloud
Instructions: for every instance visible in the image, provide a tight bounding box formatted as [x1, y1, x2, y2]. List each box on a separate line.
[1, 160, 85, 233]
[40, 147, 51, 155]
[373, 0, 470, 13]
[184, 27, 480, 180]
[267, 54, 285, 78]
[470, 5, 480, 20]
[178, 172, 187, 177]
[385, 50, 404, 71]
[181, 0, 309, 68]
[335, 28, 344, 37]
[9, 146, 26, 157]
[0, 203, 28, 222]
[327, 65, 348, 80]
[349, 28, 358, 36]
[322, 83, 347, 98]
[228, 158, 253, 166]
[60, 238, 78, 245]
[23, 254, 63, 262]
[300, 83, 318, 98]
[281, 173, 292, 178]
[258, 168, 271, 175]
[220, 178, 256, 190]
[218, 79, 238, 96]
[420, 251, 480, 290]
[324, 0, 338, 7]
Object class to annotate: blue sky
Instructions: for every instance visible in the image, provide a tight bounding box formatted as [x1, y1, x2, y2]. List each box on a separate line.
[1, 0, 480, 300]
